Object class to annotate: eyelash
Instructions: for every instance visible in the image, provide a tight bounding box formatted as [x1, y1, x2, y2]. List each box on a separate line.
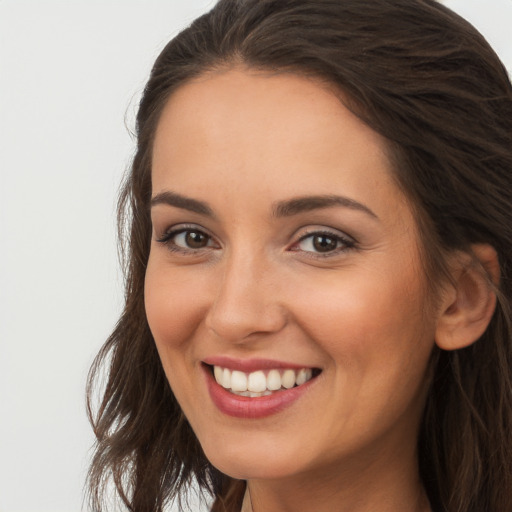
[291, 229, 356, 258]
[156, 225, 217, 255]
[156, 225, 356, 258]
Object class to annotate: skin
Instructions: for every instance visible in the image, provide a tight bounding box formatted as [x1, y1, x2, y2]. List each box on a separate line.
[145, 68, 436, 512]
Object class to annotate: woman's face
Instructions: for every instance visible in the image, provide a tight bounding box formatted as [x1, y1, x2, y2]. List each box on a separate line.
[145, 69, 440, 482]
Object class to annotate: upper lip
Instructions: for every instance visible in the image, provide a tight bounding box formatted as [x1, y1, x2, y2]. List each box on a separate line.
[202, 356, 318, 373]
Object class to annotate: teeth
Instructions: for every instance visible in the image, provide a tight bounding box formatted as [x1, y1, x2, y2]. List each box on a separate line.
[281, 369, 296, 389]
[231, 370, 248, 392]
[222, 368, 231, 389]
[296, 368, 312, 386]
[248, 371, 266, 392]
[214, 365, 223, 384]
[267, 369, 282, 391]
[212, 365, 316, 395]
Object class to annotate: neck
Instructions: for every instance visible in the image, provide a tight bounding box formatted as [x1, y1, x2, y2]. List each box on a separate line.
[245, 446, 431, 512]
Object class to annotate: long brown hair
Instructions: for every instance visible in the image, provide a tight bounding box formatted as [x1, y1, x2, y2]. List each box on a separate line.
[87, 1, 512, 511]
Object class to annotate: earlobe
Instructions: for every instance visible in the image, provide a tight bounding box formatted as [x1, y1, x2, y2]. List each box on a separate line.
[435, 244, 499, 351]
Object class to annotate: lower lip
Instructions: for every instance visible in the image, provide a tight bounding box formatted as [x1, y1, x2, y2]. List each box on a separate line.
[203, 365, 317, 419]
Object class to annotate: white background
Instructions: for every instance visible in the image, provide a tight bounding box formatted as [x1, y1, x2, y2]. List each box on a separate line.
[0, 1, 510, 511]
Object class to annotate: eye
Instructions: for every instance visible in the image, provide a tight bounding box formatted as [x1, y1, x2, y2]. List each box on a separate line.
[174, 230, 211, 249]
[292, 230, 355, 256]
[156, 226, 217, 253]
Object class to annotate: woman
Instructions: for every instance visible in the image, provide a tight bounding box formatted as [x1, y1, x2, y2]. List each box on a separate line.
[87, 1, 512, 511]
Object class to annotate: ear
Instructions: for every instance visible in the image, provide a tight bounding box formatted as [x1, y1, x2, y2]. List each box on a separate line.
[435, 244, 499, 351]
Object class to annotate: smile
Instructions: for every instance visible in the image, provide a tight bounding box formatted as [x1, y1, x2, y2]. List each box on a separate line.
[213, 365, 315, 397]
[203, 361, 321, 418]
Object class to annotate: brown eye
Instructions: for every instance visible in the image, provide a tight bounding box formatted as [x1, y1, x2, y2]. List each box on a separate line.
[312, 234, 338, 252]
[157, 228, 215, 251]
[184, 230, 209, 249]
[294, 230, 354, 256]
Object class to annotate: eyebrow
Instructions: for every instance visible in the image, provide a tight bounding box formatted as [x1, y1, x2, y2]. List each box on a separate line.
[150, 190, 378, 220]
[150, 190, 215, 217]
[273, 194, 378, 219]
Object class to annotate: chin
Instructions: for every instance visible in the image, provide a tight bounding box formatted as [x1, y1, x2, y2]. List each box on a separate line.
[199, 433, 305, 481]
[211, 457, 297, 481]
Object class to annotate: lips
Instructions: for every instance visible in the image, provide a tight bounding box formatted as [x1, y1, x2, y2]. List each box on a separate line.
[202, 358, 321, 418]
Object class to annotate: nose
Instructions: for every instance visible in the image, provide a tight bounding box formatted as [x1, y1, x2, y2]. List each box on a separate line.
[204, 251, 287, 343]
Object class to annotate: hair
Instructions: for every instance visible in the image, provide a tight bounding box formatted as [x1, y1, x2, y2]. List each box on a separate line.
[86, 1, 512, 511]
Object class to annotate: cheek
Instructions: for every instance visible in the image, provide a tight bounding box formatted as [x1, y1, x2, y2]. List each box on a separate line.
[289, 268, 435, 440]
[144, 258, 213, 415]
[288, 262, 434, 377]
[144, 257, 208, 356]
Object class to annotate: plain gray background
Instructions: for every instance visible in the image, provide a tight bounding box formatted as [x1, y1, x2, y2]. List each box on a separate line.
[0, 1, 510, 511]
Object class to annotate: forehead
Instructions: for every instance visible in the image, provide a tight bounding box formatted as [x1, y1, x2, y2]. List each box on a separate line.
[151, 68, 406, 221]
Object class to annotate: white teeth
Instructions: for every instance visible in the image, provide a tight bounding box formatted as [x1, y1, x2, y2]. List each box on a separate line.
[212, 365, 316, 395]
[248, 371, 267, 392]
[296, 368, 310, 386]
[214, 365, 223, 383]
[221, 368, 231, 389]
[267, 369, 282, 391]
[295, 368, 307, 386]
[231, 370, 248, 392]
[230, 390, 251, 397]
[281, 369, 296, 389]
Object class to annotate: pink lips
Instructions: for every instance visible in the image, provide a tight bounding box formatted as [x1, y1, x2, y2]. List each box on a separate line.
[202, 357, 319, 419]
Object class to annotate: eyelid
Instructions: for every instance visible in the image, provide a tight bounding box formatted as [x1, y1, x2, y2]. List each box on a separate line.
[155, 223, 219, 252]
[289, 226, 357, 256]
[156, 222, 209, 239]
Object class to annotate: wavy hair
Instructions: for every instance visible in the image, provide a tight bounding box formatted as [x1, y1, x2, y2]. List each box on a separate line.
[87, 1, 512, 511]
